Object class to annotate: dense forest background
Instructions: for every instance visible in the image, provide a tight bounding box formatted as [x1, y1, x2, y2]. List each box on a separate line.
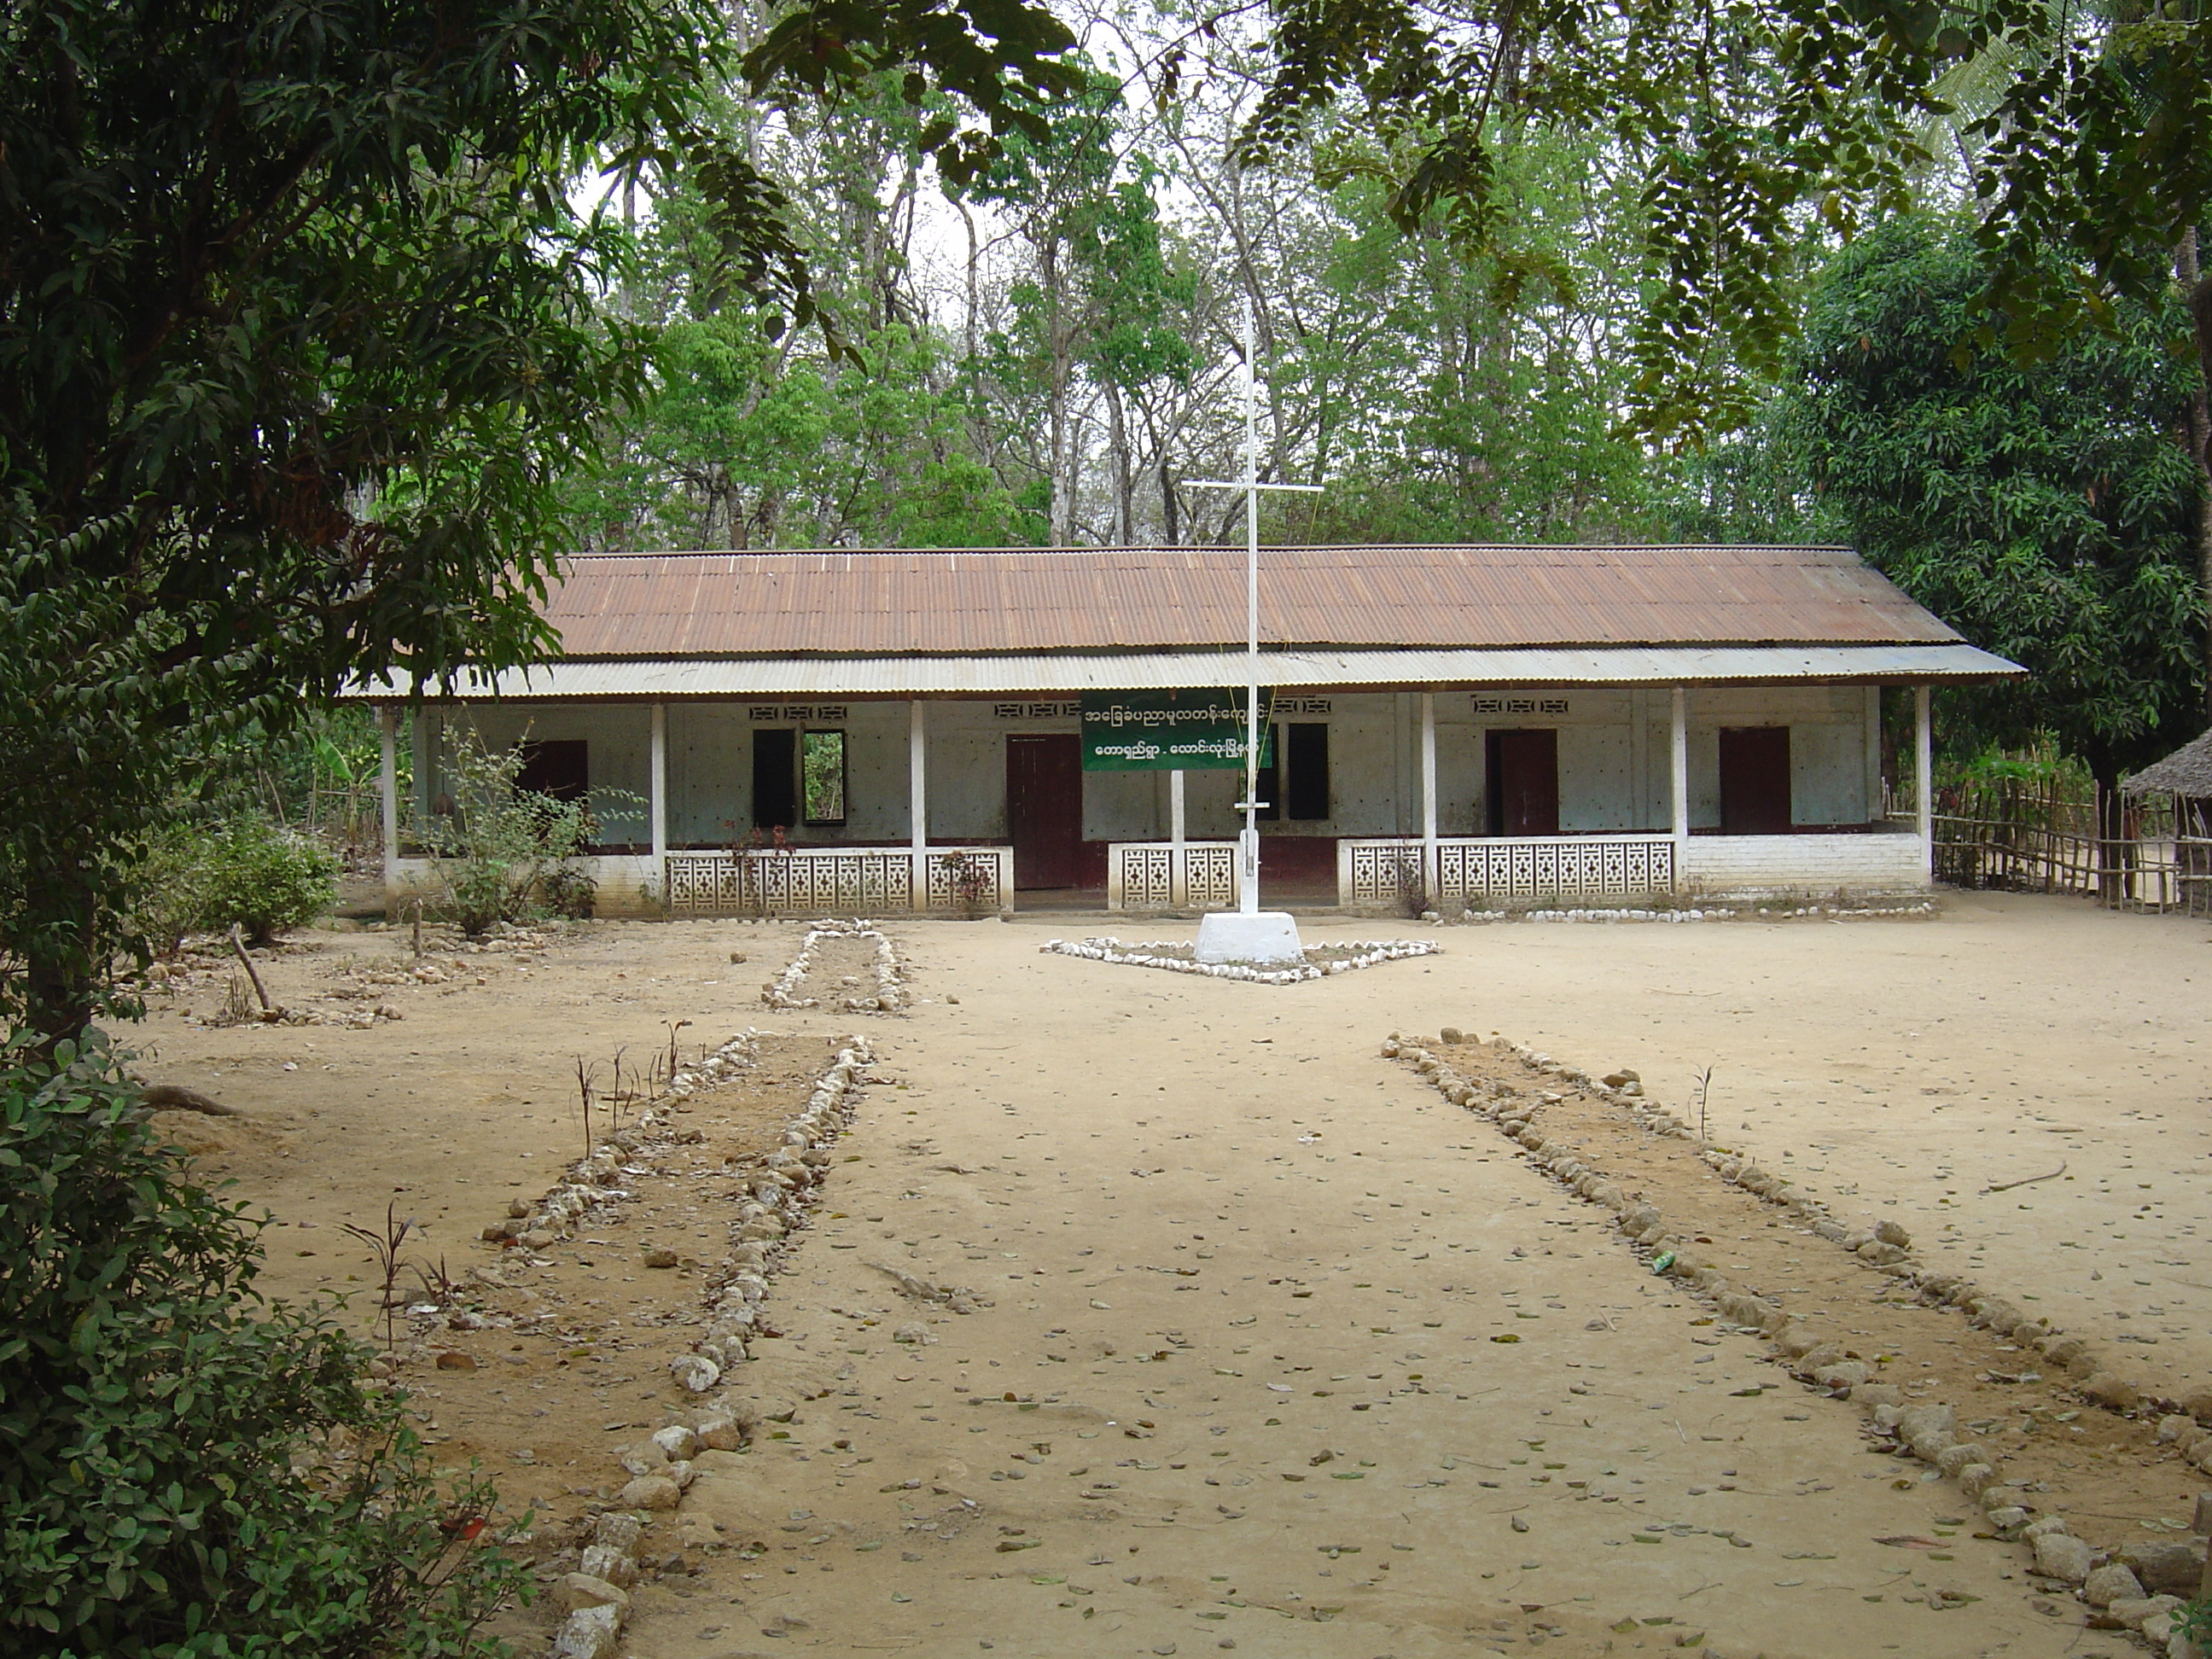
[552, 0, 2210, 791]
[560, 3, 2199, 586]
[564, 8, 1749, 553]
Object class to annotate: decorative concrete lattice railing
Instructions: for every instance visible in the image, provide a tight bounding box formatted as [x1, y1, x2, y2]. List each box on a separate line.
[1342, 835, 1675, 907]
[1105, 842, 1239, 911]
[665, 847, 1011, 916]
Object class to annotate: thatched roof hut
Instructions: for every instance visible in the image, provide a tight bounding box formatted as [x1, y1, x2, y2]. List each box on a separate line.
[2123, 731, 2212, 799]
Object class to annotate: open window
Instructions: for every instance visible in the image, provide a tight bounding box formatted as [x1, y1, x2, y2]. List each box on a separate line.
[802, 729, 847, 825]
[515, 739, 588, 802]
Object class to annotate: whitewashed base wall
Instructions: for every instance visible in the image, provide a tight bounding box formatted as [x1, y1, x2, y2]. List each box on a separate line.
[381, 854, 663, 918]
[1679, 830, 1930, 895]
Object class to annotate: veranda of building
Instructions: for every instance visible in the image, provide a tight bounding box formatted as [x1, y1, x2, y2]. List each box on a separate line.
[350, 544, 2023, 916]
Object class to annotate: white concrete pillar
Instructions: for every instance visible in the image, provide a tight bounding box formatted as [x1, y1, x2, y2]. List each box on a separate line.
[413, 707, 433, 818]
[1170, 769, 1187, 906]
[377, 704, 399, 906]
[910, 700, 928, 909]
[649, 703, 668, 863]
[1865, 685, 1884, 822]
[1669, 685, 1689, 894]
[1915, 684, 1934, 877]
[1420, 691, 1440, 905]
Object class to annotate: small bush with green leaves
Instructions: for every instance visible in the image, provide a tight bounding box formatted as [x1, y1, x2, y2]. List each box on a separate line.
[2182, 1598, 2212, 1648]
[425, 732, 633, 934]
[0, 1032, 529, 1656]
[130, 822, 214, 959]
[187, 812, 339, 943]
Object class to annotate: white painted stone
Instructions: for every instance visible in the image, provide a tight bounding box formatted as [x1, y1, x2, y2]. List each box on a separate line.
[2033, 1531, 2096, 1584]
[556, 1573, 631, 1615]
[1195, 911, 1304, 964]
[552, 1605, 623, 1658]
[579, 1544, 637, 1586]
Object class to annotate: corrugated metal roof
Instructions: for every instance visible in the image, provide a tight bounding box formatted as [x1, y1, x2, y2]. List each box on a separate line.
[344, 643, 2021, 701]
[534, 544, 1964, 656]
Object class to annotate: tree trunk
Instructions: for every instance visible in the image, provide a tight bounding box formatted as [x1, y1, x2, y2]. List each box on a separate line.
[956, 198, 980, 364]
[1043, 241, 1074, 549]
[22, 870, 100, 1051]
[2089, 749, 2131, 906]
[1106, 383, 1133, 547]
[2180, 229, 2212, 719]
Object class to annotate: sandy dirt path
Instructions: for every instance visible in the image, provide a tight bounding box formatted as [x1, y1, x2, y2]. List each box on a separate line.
[129, 917, 824, 1548]
[134, 917, 812, 1315]
[1315, 891, 2212, 1406]
[630, 917, 2092, 1659]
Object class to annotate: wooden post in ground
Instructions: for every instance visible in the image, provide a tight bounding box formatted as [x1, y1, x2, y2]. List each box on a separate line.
[377, 705, 399, 918]
[2193, 1492, 2212, 1603]
[228, 925, 272, 1013]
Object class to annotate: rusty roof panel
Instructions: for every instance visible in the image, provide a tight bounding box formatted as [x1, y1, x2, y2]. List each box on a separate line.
[535, 544, 1960, 659]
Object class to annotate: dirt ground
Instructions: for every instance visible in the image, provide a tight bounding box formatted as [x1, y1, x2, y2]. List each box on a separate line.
[121, 889, 2212, 1658]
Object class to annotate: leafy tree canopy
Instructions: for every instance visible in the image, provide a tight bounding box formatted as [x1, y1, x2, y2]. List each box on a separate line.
[0, 0, 1080, 1040]
[1785, 216, 2205, 784]
[1239, 0, 2210, 444]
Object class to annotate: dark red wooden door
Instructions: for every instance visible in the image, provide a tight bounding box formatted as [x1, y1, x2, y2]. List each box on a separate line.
[1486, 729, 1560, 835]
[1719, 726, 1793, 834]
[1007, 735, 1083, 888]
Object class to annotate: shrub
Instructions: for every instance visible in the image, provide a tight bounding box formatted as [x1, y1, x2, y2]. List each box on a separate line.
[130, 823, 212, 959]
[537, 863, 597, 920]
[0, 1033, 529, 1656]
[189, 812, 339, 943]
[425, 732, 632, 934]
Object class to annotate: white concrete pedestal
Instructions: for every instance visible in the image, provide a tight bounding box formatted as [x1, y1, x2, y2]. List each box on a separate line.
[1195, 911, 1304, 965]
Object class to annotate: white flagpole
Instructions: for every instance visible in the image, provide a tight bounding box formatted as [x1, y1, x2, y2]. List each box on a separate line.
[1185, 299, 1320, 917]
[1242, 300, 1261, 915]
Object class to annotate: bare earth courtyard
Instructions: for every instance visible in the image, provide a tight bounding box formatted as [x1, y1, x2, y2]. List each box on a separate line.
[130, 891, 2212, 1659]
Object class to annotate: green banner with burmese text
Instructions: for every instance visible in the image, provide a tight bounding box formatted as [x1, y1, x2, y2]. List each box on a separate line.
[1079, 690, 1273, 771]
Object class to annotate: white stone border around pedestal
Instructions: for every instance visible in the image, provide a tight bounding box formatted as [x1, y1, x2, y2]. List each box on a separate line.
[1042, 936, 1438, 985]
[1194, 910, 1303, 964]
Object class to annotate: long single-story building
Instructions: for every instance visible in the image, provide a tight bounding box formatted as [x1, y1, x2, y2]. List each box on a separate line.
[351, 544, 2021, 915]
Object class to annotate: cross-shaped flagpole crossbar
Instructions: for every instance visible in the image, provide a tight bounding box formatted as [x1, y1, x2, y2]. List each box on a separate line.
[1183, 300, 1324, 916]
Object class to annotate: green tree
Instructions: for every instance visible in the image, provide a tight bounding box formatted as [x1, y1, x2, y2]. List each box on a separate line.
[959, 67, 1198, 545]
[1785, 217, 2205, 795]
[1234, 0, 1940, 447]
[566, 306, 1035, 550]
[1233, 0, 2206, 457]
[0, 0, 1079, 1043]
[1, 1033, 527, 1655]
[1293, 124, 1663, 543]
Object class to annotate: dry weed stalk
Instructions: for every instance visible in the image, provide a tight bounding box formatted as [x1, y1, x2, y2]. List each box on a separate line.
[573, 1056, 599, 1158]
[340, 1202, 417, 1351]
